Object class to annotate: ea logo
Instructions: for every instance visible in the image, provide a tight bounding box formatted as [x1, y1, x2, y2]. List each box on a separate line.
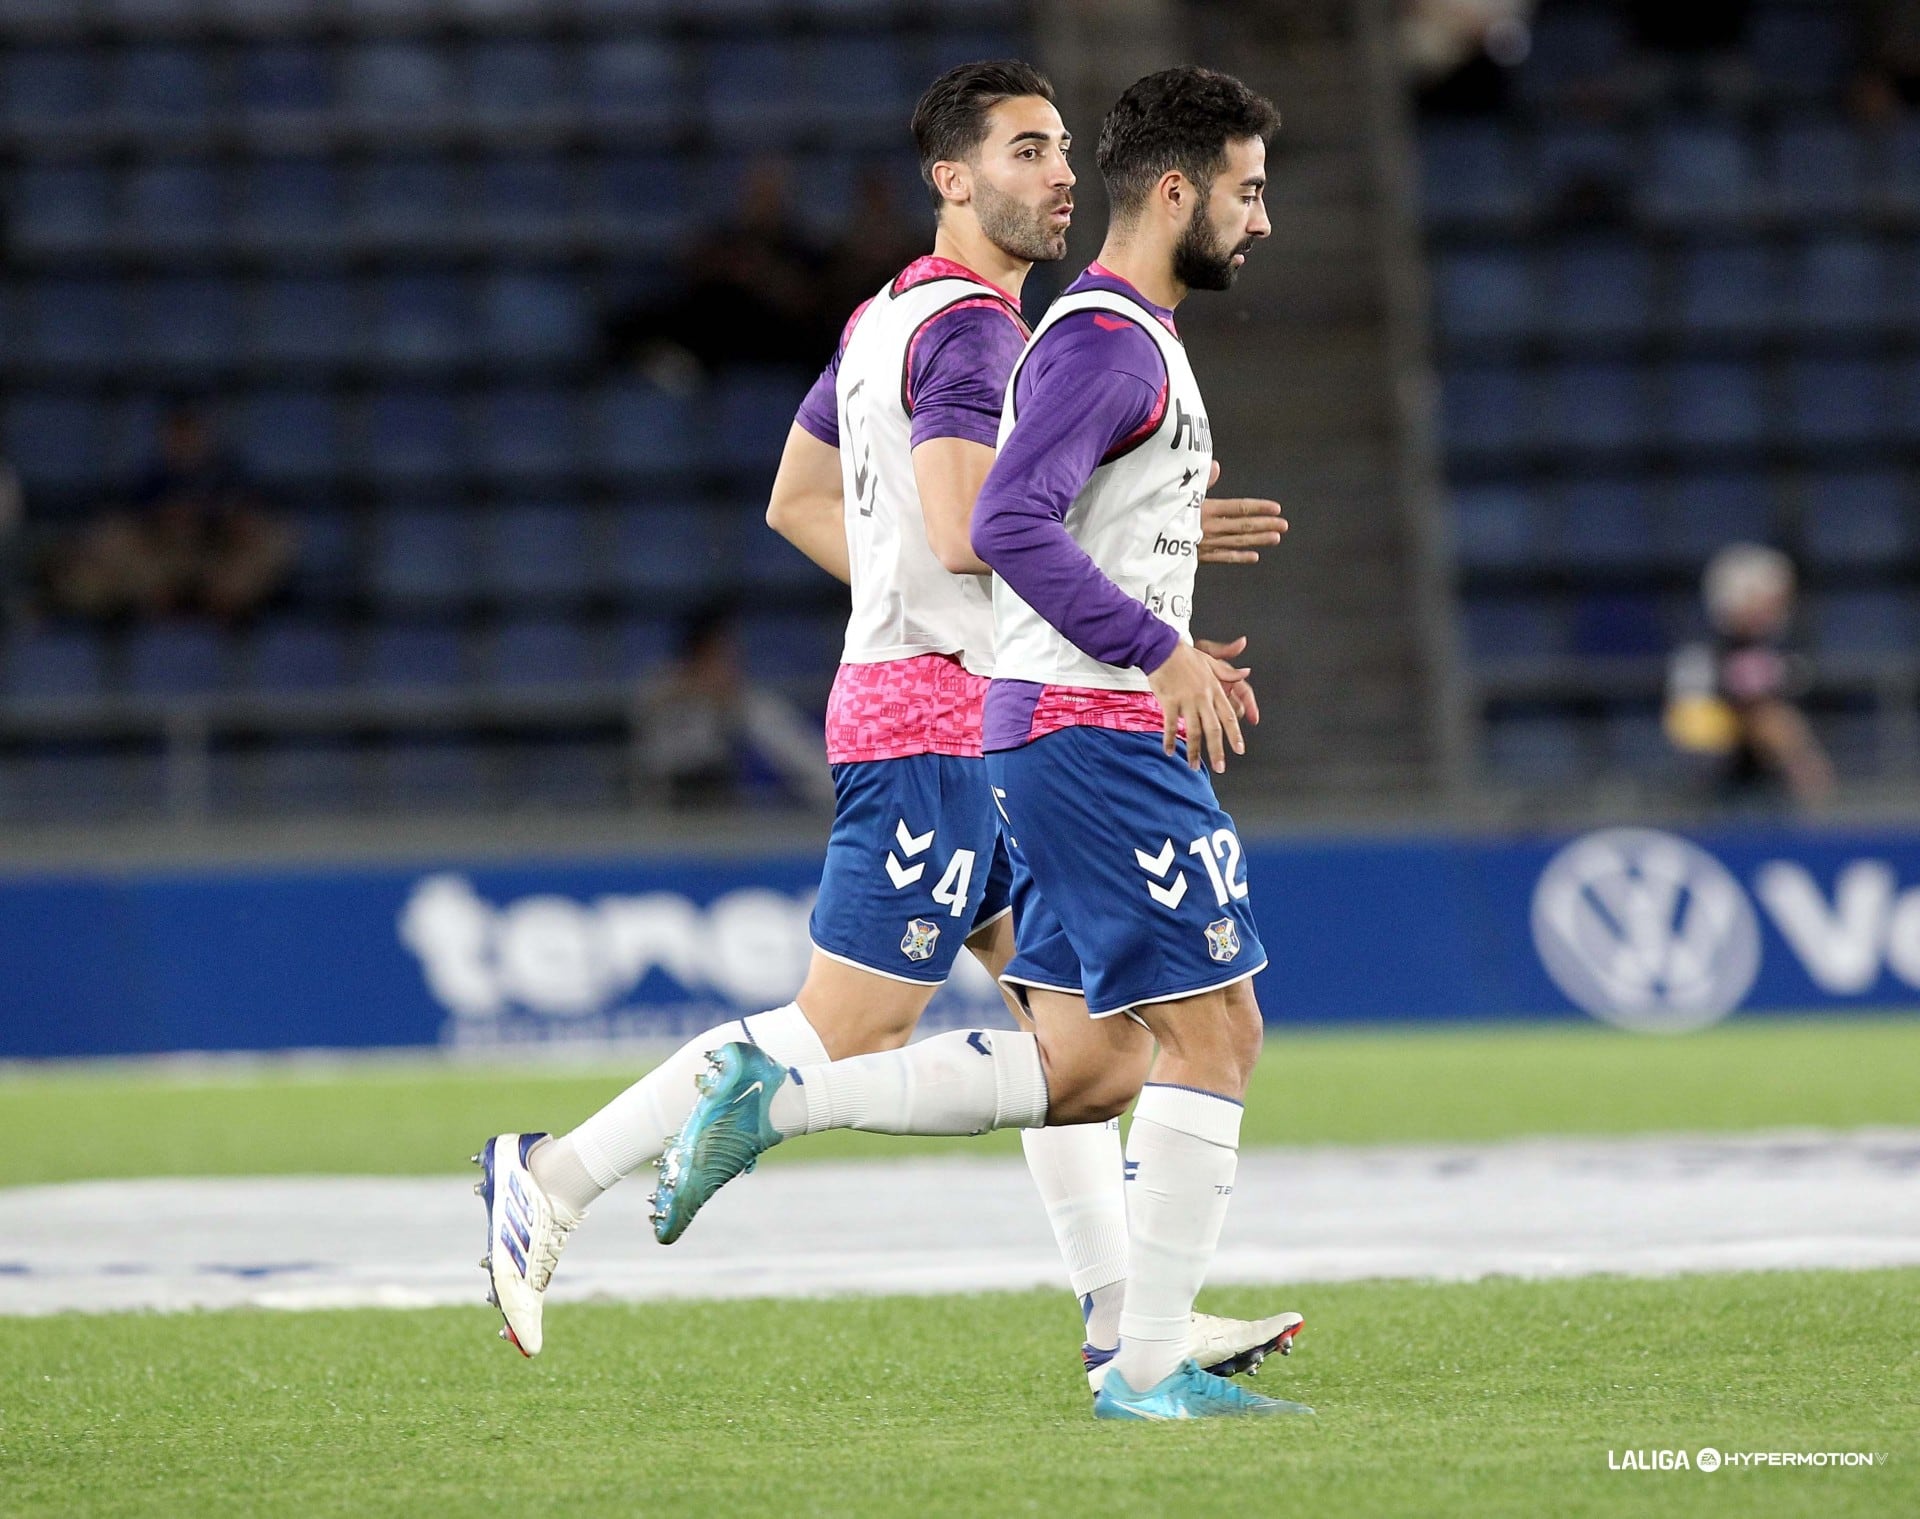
[1531, 828, 1760, 1032]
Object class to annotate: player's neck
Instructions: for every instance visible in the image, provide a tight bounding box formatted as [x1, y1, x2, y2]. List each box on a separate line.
[931, 224, 1030, 299]
[1091, 241, 1184, 310]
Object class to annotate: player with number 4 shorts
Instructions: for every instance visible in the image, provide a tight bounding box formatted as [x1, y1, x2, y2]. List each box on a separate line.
[653, 67, 1313, 1421]
[474, 60, 1299, 1390]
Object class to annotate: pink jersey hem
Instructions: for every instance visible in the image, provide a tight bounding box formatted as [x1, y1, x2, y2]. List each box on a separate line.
[825, 654, 989, 764]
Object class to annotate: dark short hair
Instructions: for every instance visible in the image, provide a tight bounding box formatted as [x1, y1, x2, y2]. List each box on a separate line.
[910, 59, 1057, 211]
[1097, 67, 1280, 222]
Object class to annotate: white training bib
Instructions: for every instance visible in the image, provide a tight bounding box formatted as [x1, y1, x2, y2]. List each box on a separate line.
[835, 270, 1020, 676]
[990, 289, 1213, 692]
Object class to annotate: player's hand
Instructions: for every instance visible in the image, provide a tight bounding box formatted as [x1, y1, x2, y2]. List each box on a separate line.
[1195, 635, 1260, 727]
[1147, 642, 1244, 774]
[1198, 462, 1286, 565]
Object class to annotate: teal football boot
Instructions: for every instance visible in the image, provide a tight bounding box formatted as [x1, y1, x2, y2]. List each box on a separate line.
[650, 1042, 787, 1244]
[1092, 1359, 1316, 1421]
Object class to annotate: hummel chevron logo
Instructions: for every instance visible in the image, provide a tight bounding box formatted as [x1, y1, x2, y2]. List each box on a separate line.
[1134, 839, 1188, 910]
[1135, 840, 1175, 876]
[886, 819, 934, 889]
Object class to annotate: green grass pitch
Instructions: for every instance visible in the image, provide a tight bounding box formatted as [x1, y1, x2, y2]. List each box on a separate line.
[3, 1017, 1916, 1517]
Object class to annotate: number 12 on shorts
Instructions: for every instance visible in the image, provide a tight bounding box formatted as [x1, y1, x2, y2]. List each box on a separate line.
[1189, 828, 1248, 907]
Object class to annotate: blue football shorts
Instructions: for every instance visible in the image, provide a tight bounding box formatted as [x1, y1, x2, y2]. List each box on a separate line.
[985, 726, 1267, 1017]
[808, 753, 1014, 985]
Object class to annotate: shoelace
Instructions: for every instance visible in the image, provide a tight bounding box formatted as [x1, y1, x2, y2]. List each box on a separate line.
[527, 1209, 577, 1292]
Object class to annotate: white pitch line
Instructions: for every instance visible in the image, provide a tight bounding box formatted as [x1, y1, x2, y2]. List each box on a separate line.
[5, 1130, 1919, 1317]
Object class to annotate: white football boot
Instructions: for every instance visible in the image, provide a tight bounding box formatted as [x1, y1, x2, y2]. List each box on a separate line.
[1084, 1310, 1304, 1392]
[474, 1133, 581, 1357]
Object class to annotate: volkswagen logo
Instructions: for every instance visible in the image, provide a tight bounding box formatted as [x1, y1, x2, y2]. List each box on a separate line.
[1531, 828, 1760, 1032]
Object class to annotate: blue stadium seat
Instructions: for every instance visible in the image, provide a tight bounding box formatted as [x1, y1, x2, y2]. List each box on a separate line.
[366, 389, 464, 481]
[247, 618, 350, 693]
[5, 751, 164, 823]
[1571, 591, 1665, 657]
[489, 617, 592, 687]
[1545, 362, 1650, 451]
[1484, 712, 1586, 786]
[1786, 358, 1893, 445]
[1439, 365, 1531, 454]
[241, 157, 346, 245]
[1749, 3, 1856, 101]
[609, 502, 723, 595]
[115, 46, 216, 124]
[1531, 124, 1631, 216]
[593, 383, 701, 478]
[366, 623, 468, 686]
[1663, 474, 1774, 561]
[241, 389, 342, 482]
[1801, 471, 1911, 567]
[584, 38, 681, 123]
[1887, 120, 1920, 215]
[1664, 360, 1766, 449]
[372, 274, 472, 365]
[481, 272, 586, 360]
[1433, 250, 1535, 342]
[105, 393, 164, 482]
[382, 738, 488, 809]
[480, 504, 589, 599]
[253, 276, 362, 364]
[1459, 596, 1569, 664]
[737, 610, 844, 679]
[126, 624, 229, 696]
[4, 48, 101, 129]
[588, 153, 695, 247]
[705, 40, 805, 136]
[3, 627, 104, 701]
[13, 166, 112, 250]
[812, 35, 911, 123]
[1676, 245, 1778, 335]
[739, 504, 823, 590]
[372, 507, 473, 605]
[1603, 704, 1686, 783]
[289, 507, 357, 598]
[610, 613, 674, 678]
[1418, 121, 1521, 223]
[1786, 237, 1885, 332]
[1543, 240, 1652, 339]
[1559, 480, 1658, 569]
[142, 277, 242, 367]
[125, 162, 224, 246]
[1450, 484, 1540, 570]
[465, 40, 563, 121]
[472, 155, 572, 240]
[1515, 7, 1627, 104]
[31, 277, 129, 366]
[715, 369, 807, 469]
[238, 44, 333, 120]
[1813, 590, 1917, 656]
[6, 394, 106, 490]
[1767, 122, 1866, 218]
[344, 43, 454, 121]
[477, 388, 579, 480]
[509, 740, 621, 811]
[1645, 123, 1754, 220]
[355, 156, 459, 239]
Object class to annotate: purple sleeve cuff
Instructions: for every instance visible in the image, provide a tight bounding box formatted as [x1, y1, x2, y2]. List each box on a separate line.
[971, 319, 1176, 672]
[792, 357, 839, 447]
[906, 301, 1026, 450]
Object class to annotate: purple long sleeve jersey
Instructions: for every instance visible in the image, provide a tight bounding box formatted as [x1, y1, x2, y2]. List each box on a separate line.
[970, 267, 1182, 749]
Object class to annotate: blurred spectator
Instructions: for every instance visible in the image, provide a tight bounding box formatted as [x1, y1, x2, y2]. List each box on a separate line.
[818, 164, 929, 324]
[638, 601, 835, 811]
[0, 460, 26, 627]
[1665, 544, 1835, 810]
[1852, 0, 1920, 120]
[1402, 0, 1537, 115]
[605, 158, 843, 382]
[44, 404, 293, 624]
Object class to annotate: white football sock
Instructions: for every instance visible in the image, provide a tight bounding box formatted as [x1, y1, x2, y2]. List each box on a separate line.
[1112, 1084, 1242, 1393]
[766, 1028, 1049, 1137]
[1021, 1120, 1129, 1347]
[533, 1004, 827, 1215]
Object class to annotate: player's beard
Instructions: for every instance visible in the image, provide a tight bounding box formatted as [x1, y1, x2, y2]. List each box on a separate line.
[1173, 200, 1252, 291]
[974, 176, 1069, 264]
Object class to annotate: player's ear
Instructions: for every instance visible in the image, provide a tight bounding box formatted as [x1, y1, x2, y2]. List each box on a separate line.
[1157, 170, 1188, 218]
[930, 159, 971, 210]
